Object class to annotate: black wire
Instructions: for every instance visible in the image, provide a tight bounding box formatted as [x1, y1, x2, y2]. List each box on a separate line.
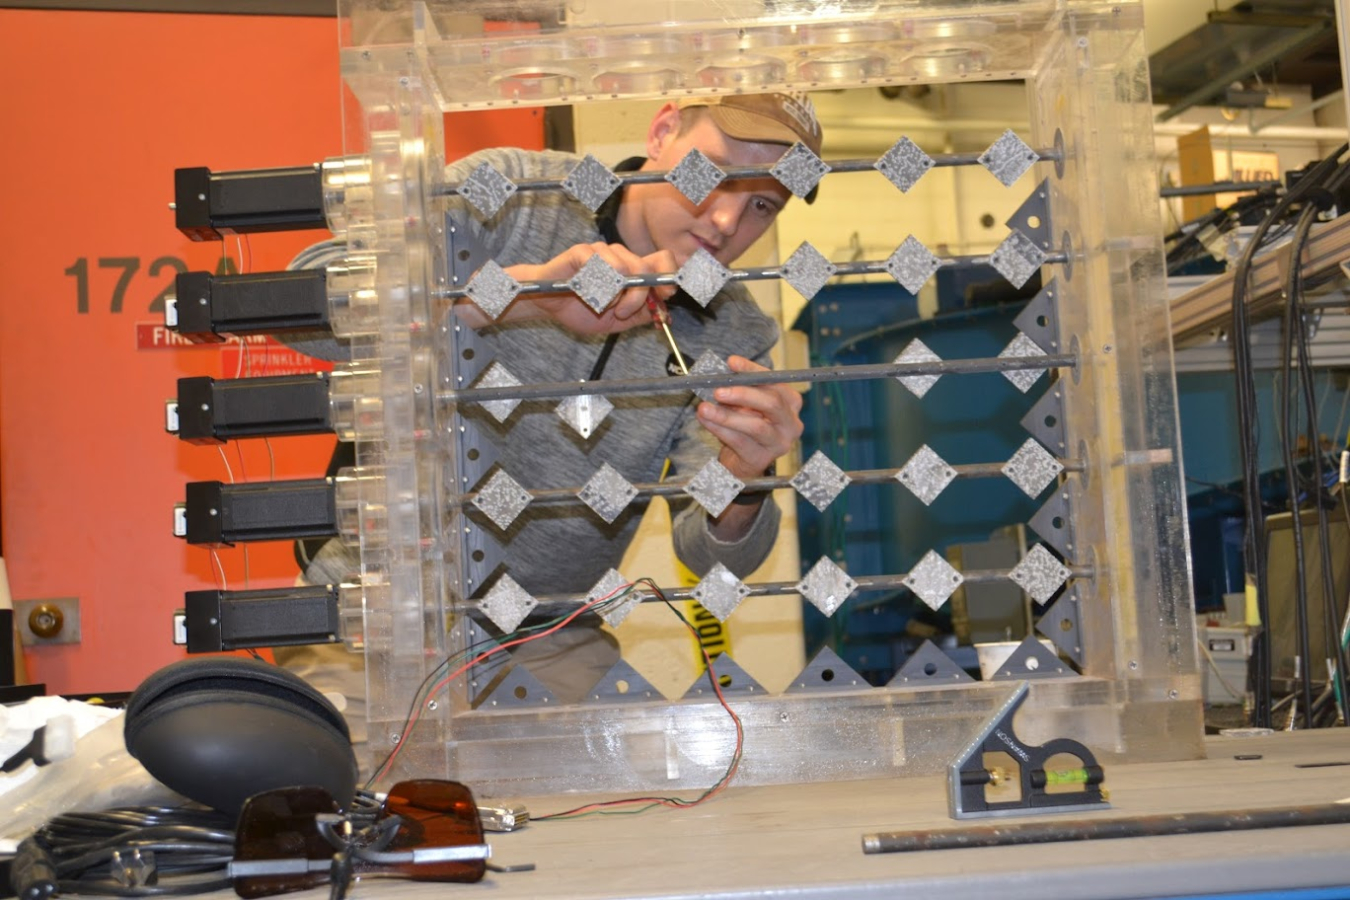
[1230, 142, 1348, 727]
[25, 806, 236, 898]
[1286, 165, 1350, 724]
[1165, 188, 1283, 275]
[1280, 197, 1321, 727]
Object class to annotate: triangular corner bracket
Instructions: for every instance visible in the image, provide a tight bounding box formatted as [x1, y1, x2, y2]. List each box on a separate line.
[1005, 177, 1053, 251]
[461, 526, 507, 599]
[448, 317, 496, 386]
[786, 645, 869, 693]
[1011, 277, 1061, 354]
[475, 661, 559, 709]
[681, 653, 766, 700]
[583, 658, 665, 704]
[1036, 584, 1085, 667]
[460, 617, 510, 704]
[1028, 487, 1076, 559]
[888, 639, 974, 686]
[455, 418, 502, 488]
[1019, 384, 1067, 455]
[446, 209, 493, 283]
[988, 635, 1075, 681]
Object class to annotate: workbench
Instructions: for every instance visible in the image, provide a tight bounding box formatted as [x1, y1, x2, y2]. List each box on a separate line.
[415, 729, 1350, 900]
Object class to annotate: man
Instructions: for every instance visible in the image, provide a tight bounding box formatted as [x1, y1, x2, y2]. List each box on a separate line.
[291, 93, 821, 707]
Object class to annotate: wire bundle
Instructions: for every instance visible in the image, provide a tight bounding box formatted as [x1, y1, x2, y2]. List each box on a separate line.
[366, 577, 745, 818]
[1229, 143, 1350, 728]
[12, 807, 236, 899]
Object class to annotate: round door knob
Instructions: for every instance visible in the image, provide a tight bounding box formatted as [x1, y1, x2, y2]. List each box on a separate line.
[29, 603, 65, 639]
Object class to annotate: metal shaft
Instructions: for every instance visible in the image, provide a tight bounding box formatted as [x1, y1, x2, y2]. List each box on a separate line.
[861, 803, 1350, 854]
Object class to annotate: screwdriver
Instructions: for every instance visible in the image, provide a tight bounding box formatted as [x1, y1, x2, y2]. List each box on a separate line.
[646, 291, 689, 375]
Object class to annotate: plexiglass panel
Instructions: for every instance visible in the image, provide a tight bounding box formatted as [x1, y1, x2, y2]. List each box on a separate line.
[328, 0, 1203, 797]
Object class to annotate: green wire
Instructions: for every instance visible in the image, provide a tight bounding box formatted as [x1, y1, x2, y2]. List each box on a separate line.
[366, 587, 642, 786]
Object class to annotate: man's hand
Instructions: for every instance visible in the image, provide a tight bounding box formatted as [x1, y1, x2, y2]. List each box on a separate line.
[504, 243, 678, 335]
[695, 355, 803, 541]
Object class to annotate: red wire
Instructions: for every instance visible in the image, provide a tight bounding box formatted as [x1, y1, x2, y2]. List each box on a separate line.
[535, 622, 743, 819]
[370, 586, 630, 783]
[369, 581, 746, 815]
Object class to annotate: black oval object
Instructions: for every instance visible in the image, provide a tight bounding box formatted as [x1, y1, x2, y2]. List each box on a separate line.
[124, 657, 357, 819]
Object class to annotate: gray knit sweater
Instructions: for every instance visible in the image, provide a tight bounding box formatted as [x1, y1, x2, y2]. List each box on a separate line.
[305, 147, 782, 596]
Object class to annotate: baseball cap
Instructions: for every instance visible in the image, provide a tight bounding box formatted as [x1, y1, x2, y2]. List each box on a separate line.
[677, 92, 824, 158]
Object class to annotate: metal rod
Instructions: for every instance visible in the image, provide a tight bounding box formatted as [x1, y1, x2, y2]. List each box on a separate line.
[432, 147, 1063, 198]
[861, 803, 1350, 854]
[1159, 180, 1281, 198]
[523, 566, 1095, 608]
[436, 252, 1070, 301]
[460, 459, 1087, 507]
[443, 354, 1079, 403]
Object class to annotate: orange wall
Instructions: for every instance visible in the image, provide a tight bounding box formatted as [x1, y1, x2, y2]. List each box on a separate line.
[0, 9, 543, 694]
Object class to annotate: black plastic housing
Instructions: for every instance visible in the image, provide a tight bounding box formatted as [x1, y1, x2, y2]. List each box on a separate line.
[172, 269, 329, 341]
[176, 373, 333, 444]
[183, 585, 341, 653]
[175, 165, 326, 241]
[183, 479, 337, 546]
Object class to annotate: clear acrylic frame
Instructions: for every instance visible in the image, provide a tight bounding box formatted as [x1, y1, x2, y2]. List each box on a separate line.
[327, 0, 1203, 797]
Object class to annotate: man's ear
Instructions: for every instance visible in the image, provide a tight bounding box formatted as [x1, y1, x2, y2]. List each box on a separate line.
[646, 102, 682, 160]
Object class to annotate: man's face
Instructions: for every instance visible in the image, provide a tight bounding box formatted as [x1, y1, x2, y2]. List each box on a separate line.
[630, 111, 794, 267]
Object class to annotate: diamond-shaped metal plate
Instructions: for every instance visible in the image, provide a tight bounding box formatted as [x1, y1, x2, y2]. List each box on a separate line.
[555, 392, 614, 439]
[893, 338, 942, 398]
[796, 556, 856, 616]
[685, 458, 745, 518]
[897, 444, 957, 505]
[978, 129, 1037, 187]
[999, 332, 1048, 393]
[990, 230, 1047, 288]
[473, 361, 523, 423]
[480, 573, 537, 633]
[904, 550, 964, 611]
[459, 161, 518, 217]
[781, 241, 837, 300]
[588, 568, 643, 627]
[1002, 438, 1064, 498]
[885, 235, 942, 294]
[561, 153, 621, 212]
[875, 136, 934, 193]
[567, 253, 627, 313]
[471, 469, 532, 531]
[1009, 544, 1072, 603]
[579, 462, 638, 525]
[771, 141, 830, 199]
[666, 147, 726, 205]
[464, 260, 521, 320]
[689, 349, 731, 403]
[692, 561, 750, 622]
[675, 248, 733, 307]
[790, 450, 851, 512]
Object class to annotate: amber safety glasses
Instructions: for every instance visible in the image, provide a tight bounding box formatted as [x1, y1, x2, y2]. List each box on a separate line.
[229, 780, 489, 899]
